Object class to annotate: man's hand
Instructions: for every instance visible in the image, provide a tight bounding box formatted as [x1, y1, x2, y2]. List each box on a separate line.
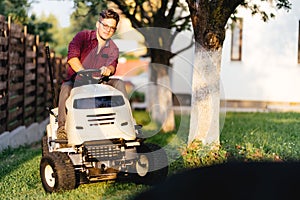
[100, 66, 112, 76]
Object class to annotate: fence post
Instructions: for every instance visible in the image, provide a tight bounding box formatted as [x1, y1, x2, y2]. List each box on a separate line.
[35, 35, 48, 122]
[0, 15, 8, 133]
[23, 26, 37, 126]
[6, 16, 10, 131]
[6, 16, 26, 131]
[22, 25, 27, 126]
[34, 35, 38, 122]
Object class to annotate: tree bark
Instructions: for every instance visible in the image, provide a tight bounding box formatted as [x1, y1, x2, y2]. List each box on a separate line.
[148, 48, 175, 133]
[188, 46, 222, 145]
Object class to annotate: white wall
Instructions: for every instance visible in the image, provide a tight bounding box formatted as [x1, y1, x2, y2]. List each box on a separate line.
[171, 30, 194, 94]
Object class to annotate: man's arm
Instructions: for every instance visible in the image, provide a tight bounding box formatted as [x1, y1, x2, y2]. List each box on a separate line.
[68, 57, 84, 72]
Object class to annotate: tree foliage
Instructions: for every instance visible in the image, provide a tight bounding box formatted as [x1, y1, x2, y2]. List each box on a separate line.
[111, 0, 190, 30]
[240, 0, 292, 21]
[26, 14, 53, 43]
[110, 0, 193, 63]
[0, 0, 55, 48]
[69, 0, 107, 33]
[0, 0, 32, 24]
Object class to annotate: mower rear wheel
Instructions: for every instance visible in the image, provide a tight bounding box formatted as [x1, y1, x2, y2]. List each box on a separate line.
[131, 143, 169, 185]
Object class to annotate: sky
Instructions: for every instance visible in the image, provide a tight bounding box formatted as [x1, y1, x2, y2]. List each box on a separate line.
[29, 0, 75, 27]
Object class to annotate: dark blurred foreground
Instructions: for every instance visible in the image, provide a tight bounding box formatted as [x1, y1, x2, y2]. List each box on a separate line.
[134, 162, 300, 200]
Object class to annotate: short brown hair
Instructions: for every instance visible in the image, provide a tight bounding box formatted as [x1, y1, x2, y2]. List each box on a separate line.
[99, 9, 120, 25]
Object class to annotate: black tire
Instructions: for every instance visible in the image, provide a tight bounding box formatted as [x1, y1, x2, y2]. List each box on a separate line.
[40, 152, 76, 193]
[131, 143, 168, 185]
[41, 136, 49, 156]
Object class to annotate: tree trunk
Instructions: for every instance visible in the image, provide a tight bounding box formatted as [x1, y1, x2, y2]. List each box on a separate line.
[186, 0, 229, 146]
[148, 63, 175, 132]
[188, 46, 222, 145]
[148, 49, 175, 133]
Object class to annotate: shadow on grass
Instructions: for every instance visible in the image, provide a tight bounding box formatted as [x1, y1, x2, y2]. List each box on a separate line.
[133, 161, 300, 200]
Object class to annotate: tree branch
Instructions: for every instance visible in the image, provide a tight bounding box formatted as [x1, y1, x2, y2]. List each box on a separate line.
[166, 0, 179, 22]
[170, 35, 194, 59]
[109, 0, 143, 28]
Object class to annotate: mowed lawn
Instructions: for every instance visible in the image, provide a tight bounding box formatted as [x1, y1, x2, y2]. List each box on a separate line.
[0, 111, 300, 199]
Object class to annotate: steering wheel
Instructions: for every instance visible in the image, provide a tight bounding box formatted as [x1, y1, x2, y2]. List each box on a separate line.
[73, 69, 109, 87]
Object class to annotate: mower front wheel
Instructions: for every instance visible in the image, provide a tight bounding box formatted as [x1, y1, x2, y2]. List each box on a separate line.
[40, 152, 77, 193]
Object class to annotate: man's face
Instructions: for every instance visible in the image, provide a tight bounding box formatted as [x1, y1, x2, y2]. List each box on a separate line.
[97, 18, 117, 40]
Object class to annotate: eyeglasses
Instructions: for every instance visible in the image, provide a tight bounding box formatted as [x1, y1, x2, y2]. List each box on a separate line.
[99, 20, 116, 32]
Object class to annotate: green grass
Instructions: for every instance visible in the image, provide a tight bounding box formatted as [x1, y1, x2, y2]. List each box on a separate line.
[220, 112, 300, 161]
[1, 112, 300, 199]
[0, 145, 148, 200]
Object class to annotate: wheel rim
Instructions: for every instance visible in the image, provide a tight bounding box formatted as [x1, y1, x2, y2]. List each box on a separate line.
[44, 164, 55, 188]
[136, 155, 149, 176]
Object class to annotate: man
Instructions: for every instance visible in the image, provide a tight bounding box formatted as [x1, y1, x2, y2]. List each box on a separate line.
[57, 9, 126, 142]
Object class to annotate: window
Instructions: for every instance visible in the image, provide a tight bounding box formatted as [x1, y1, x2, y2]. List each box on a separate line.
[231, 18, 243, 61]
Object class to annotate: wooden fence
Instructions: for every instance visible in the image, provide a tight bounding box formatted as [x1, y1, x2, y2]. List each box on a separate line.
[0, 15, 66, 135]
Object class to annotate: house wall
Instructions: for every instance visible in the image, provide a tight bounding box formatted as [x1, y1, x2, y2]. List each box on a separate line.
[171, 31, 194, 95]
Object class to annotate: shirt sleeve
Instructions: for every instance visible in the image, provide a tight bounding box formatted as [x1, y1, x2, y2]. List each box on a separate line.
[67, 31, 85, 61]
